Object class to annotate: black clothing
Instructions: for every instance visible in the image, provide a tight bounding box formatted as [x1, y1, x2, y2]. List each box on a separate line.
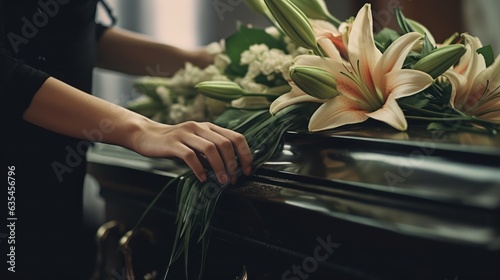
[1, 0, 111, 278]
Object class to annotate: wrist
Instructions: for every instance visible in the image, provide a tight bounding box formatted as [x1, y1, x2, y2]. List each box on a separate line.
[126, 115, 172, 156]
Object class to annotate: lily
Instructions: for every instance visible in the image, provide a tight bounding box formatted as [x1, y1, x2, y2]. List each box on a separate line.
[271, 4, 433, 131]
[445, 34, 500, 123]
[452, 34, 484, 77]
[310, 19, 348, 61]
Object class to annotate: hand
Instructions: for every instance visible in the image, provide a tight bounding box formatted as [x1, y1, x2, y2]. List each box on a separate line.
[187, 48, 215, 69]
[132, 120, 253, 185]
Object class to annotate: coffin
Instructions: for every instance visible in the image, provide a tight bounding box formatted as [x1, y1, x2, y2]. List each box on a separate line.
[86, 125, 500, 280]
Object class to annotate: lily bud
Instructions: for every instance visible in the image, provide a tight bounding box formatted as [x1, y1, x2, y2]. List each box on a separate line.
[264, 0, 320, 54]
[289, 0, 341, 26]
[407, 19, 436, 46]
[133, 77, 171, 103]
[126, 96, 165, 118]
[290, 66, 339, 99]
[413, 44, 466, 79]
[195, 81, 245, 102]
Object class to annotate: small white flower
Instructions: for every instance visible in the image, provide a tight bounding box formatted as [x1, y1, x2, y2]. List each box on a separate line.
[265, 26, 281, 39]
[156, 86, 172, 106]
[249, 44, 269, 55]
[214, 53, 231, 70]
[239, 79, 268, 92]
[240, 51, 256, 65]
[247, 61, 262, 78]
[206, 40, 225, 55]
[231, 96, 270, 109]
[169, 104, 189, 124]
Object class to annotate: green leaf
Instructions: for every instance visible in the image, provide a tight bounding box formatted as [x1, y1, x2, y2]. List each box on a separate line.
[427, 122, 448, 131]
[421, 33, 436, 56]
[477, 45, 495, 67]
[398, 92, 430, 109]
[395, 7, 414, 34]
[374, 28, 400, 52]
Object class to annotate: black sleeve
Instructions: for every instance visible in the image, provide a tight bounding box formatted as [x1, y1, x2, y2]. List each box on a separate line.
[95, 0, 117, 42]
[95, 22, 109, 42]
[0, 1, 50, 120]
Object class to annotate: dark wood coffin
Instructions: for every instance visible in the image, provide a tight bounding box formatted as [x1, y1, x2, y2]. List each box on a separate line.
[86, 126, 500, 280]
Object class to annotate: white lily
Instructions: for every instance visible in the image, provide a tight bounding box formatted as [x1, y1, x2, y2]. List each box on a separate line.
[452, 34, 484, 77]
[271, 4, 433, 131]
[445, 35, 500, 123]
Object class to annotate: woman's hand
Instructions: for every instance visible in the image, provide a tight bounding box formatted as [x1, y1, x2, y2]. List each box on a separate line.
[24, 78, 252, 185]
[132, 120, 253, 185]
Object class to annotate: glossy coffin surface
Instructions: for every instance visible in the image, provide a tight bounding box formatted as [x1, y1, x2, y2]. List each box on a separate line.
[87, 126, 500, 280]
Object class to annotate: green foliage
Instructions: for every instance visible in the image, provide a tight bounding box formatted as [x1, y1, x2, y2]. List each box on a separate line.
[477, 45, 495, 67]
[374, 28, 400, 53]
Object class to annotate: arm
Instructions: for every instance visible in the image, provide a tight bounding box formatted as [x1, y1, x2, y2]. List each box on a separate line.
[96, 27, 214, 76]
[23, 77, 253, 184]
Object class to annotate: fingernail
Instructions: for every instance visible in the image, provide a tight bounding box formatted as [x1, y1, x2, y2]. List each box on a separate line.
[199, 173, 207, 182]
[218, 173, 228, 185]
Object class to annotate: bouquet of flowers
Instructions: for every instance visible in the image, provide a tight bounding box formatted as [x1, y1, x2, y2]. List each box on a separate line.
[127, 22, 309, 124]
[196, 0, 499, 134]
[132, 0, 500, 279]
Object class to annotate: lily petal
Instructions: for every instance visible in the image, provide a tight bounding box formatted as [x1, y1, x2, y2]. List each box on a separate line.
[365, 95, 408, 131]
[474, 100, 500, 120]
[469, 54, 500, 103]
[384, 69, 433, 99]
[374, 32, 424, 97]
[444, 69, 471, 109]
[311, 19, 346, 61]
[269, 84, 323, 114]
[308, 95, 368, 131]
[317, 34, 344, 61]
[310, 19, 339, 35]
[458, 55, 500, 115]
[479, 106, 500, 123]
[461, 34, 486, 82]
[347, 3, 381, 95]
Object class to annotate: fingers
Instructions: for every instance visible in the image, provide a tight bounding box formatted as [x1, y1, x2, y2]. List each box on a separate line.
[182, 133, 230, 185]
[174, 144, 208, 182]
[180, 122, 253, 184]
[208, 124, 253, 176]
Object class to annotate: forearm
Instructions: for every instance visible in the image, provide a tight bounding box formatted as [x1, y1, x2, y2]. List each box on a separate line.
[96, 27, 213, 77]
[23, 77, 150, 150]
[22, 78, 253, 184]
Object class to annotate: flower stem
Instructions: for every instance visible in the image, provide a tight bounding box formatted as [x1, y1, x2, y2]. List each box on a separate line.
[400, 103, 459, 118]
[405, 116, 467, 122]
[243, 93, 281, 98]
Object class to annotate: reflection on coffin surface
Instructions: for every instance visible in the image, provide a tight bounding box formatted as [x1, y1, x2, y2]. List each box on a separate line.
[87, 126, 500, 280]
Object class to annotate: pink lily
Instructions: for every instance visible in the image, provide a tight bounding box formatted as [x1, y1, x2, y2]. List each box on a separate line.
[445, 35, 500, 123]
[310, 19, 348, 61]
[270, 3, 433, 131]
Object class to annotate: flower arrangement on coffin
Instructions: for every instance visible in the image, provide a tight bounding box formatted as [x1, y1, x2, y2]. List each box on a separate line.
[197, 1, 499, 134]
[127, 23, 309, 124]
[131, 1, 500, 279]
